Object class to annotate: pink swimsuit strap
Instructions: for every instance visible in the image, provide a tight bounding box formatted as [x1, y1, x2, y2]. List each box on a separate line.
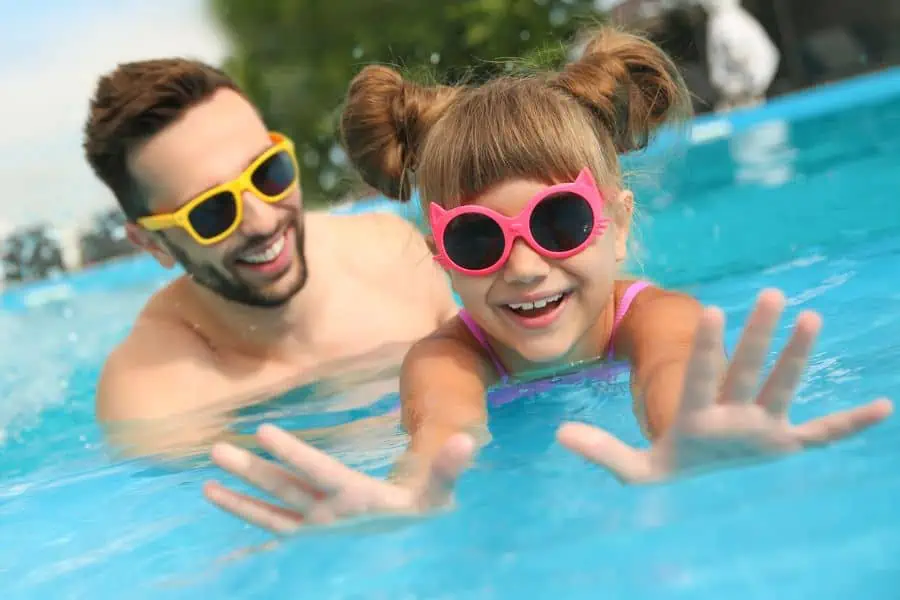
[457, 310, 507, 377]
[458, 280, 652, 381]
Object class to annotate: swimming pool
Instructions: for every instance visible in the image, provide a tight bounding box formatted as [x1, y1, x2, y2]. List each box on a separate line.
[1, 70, 898, 598]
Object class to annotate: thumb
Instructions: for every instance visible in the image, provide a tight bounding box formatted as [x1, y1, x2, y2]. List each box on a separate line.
[417, 433, 477, 509]
[556, 422, 652, 484]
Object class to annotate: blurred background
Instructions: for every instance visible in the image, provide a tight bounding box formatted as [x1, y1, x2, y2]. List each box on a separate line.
[1, 0, 899, 286]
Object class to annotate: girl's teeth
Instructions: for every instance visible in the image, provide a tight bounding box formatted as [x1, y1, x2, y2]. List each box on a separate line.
[507, 293, 563, 311]
[241, 235, 285, 263]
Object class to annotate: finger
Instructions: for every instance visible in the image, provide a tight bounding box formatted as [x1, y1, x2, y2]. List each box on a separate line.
[720, 289, 785, 404]
[418, 433, 476, 509]
[793, 398, 893, 447]
[556, 422, 652, 483]
[210, 441, 319, 511]
[679, 307, 726, 414]
[756, 310, 821, 416]
[256, 424, 358, 496]
[203, 481, 304, 534]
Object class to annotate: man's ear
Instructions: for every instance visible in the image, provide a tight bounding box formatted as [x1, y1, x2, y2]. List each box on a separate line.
[613, 189, 633, 263]
[126, 222, 176, 269]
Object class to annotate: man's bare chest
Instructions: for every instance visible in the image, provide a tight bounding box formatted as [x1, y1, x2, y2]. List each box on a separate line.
[211, 296, 436, 406]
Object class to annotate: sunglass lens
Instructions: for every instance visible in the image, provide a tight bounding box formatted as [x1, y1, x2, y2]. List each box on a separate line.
[188, 192, 238, 240]
[251, 149, 297, 198]
[444, 213, 505, 271]
[530, 192, 593, 252]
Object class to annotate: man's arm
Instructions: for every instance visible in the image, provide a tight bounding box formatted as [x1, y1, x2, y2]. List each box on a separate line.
[98, 317, 409, 461]
[96, 319, 236, 459]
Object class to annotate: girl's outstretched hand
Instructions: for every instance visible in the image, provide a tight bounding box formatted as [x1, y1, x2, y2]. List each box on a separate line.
[557, 289, 893, 484]
[203, 425, 475, 534]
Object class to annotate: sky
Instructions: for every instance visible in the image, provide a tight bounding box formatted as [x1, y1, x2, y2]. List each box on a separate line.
[0, 0, 230, 234]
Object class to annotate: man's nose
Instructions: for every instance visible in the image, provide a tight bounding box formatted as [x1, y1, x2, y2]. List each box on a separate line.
[238, 190, 281, 236]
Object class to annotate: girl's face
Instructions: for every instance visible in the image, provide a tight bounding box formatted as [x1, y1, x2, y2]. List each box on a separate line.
[434, 176, 632, 368]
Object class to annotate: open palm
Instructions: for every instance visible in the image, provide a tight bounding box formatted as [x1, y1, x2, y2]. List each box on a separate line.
[558, 289, 893, 483]
[204, 425, 475, 534]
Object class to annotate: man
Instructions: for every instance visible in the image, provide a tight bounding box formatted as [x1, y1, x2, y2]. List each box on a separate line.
[83, 58, 458, 457]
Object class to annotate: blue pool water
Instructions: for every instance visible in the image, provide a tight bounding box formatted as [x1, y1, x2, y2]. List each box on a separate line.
[1, 71, 899, 598]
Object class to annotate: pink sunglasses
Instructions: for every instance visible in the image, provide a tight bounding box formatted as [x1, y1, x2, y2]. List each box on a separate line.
[430, 168, 611, 276]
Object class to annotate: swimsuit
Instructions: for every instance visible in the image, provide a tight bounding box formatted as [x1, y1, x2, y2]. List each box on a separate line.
[458, 280, 652, 407]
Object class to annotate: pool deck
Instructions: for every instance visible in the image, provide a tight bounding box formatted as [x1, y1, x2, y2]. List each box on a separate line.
[2, 66, 899, 313]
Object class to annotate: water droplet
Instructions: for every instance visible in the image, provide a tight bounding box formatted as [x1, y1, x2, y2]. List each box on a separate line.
[549, 7, 566, 25]
[329, 145, 346, 165]
[303, 149, 319, 168]
[319, 170, 338, 190]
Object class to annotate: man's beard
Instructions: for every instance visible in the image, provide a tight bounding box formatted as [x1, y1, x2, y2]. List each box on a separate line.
[167, 223, 308, 308]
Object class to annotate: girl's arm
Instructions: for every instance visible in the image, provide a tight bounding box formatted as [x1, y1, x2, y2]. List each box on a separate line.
[613, 287, 715, 439]
[390, 329, 495, 491]
[560, 286, 890, 484]
[201, 321, 494, 533]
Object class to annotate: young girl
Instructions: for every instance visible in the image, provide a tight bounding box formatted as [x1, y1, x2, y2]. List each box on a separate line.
[203, 28, 891, 533]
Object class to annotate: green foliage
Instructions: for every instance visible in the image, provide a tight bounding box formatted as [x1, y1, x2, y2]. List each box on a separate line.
[209, 0, 602, 205]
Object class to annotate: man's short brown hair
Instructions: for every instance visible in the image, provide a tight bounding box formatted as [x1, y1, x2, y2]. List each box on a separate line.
[83, 58, 241, 221]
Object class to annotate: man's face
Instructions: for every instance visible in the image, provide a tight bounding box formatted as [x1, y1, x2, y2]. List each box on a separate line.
[128, 89, 308, 307]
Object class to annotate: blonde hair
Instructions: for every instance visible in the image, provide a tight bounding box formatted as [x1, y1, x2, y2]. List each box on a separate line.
[340, 27, 690, 216]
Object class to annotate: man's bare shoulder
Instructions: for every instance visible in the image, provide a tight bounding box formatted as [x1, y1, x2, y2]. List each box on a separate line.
[96, 284, 218, 422]
[313, 209, 429, 261]
[309, 208, 456, 322]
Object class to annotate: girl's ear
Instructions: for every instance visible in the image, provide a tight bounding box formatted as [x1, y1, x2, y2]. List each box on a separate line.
[424, 234, 438, 255]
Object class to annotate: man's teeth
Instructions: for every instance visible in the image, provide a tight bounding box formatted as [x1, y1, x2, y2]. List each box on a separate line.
[507, 293, 564, 312]
[240, 235, 285, 263]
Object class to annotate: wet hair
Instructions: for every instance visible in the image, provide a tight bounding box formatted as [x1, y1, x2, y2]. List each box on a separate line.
[340, 27, 691, 213]
[83, 58, 242, 221]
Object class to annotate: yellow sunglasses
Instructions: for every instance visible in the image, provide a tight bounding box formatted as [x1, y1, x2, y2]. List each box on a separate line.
[137, 132, 300, 246]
